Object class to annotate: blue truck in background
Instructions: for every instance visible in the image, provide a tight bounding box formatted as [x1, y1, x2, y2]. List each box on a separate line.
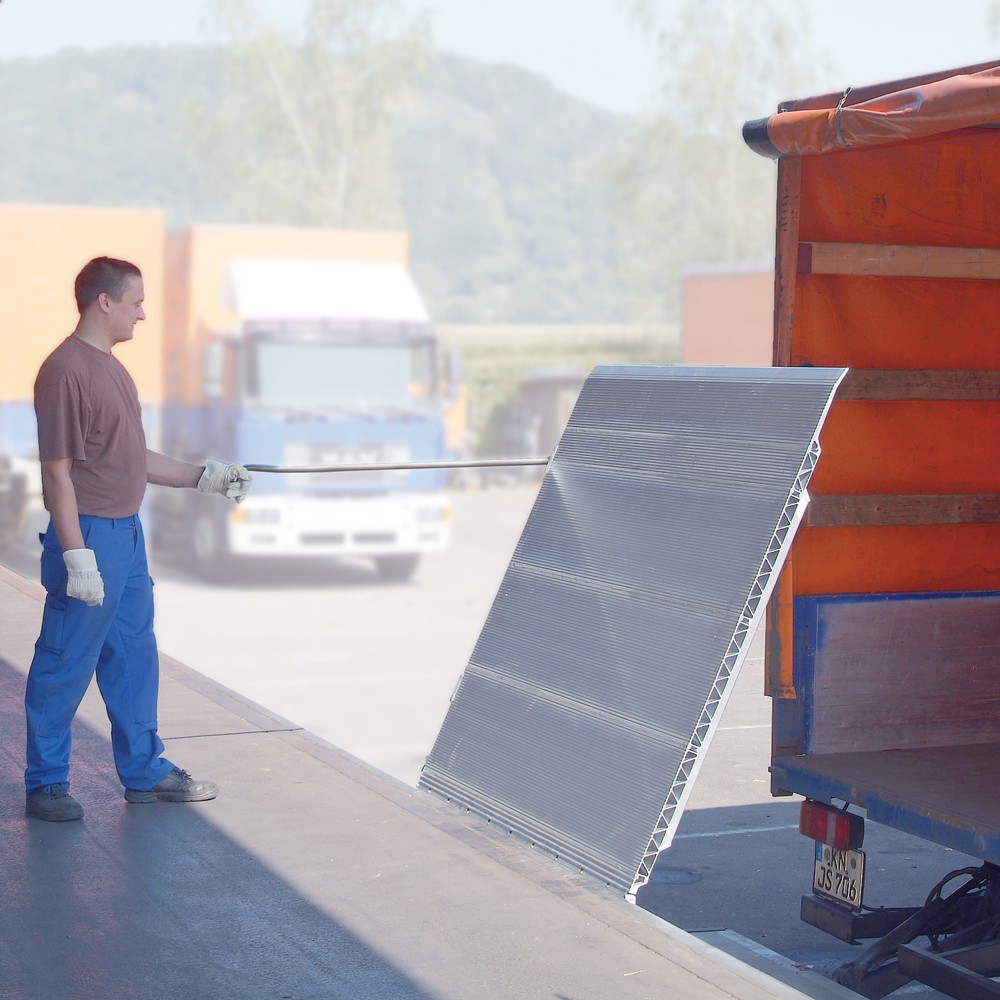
[151, 225, 454, 582]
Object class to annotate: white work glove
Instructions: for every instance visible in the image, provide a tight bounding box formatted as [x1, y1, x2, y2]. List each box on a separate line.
[197, 458, 253, 504]
[63, 548, 104, 607]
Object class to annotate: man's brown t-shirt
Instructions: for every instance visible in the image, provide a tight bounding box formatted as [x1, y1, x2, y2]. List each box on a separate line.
[34, 336, 148, 517]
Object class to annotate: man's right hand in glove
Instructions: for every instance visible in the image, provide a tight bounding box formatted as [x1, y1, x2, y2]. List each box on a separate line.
[63, 548, 104, 607]
[198, 458, 253, 503]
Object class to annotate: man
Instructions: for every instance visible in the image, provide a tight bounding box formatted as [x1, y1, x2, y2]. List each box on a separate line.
[25, 256, 252, 822]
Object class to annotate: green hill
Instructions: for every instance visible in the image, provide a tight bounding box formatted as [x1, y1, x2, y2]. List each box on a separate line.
[0, 46, 640, 324]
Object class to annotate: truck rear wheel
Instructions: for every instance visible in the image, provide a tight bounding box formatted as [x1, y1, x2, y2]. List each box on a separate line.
[0, 464, 28, 548]
[190, 511, 230, 582]
[373, 553, 419, 583]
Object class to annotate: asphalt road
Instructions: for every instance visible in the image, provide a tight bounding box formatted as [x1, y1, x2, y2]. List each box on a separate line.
[2, 485, 972, 997]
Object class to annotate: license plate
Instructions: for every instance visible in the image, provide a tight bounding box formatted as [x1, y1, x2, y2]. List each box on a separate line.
[813, 843, 865, 911]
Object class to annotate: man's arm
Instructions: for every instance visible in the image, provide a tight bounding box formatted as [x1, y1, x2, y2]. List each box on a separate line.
[146, 449, 203, 489]
[147, 450, 252, 502]
[40, 458, 85, 551]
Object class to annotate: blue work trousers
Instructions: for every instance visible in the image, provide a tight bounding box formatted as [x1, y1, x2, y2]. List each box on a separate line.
[24, 515, 175, 794]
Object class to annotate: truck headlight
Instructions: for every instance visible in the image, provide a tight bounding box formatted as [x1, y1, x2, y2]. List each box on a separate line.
[416, 505, 451, 523]
[233, 507, 281, 525]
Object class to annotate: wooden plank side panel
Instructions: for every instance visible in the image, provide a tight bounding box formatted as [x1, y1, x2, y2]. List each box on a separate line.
[798, 594, 1000, 755]
[840, 370, 1000, 401]
[800, 242, 1000, 280]
[806, 493, 1000, 526]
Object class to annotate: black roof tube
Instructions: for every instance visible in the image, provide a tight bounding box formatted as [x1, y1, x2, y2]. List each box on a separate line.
[743, 116, 780, 159]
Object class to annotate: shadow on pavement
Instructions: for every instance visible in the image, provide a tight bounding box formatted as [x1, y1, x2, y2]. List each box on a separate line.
[637, 799, 982, 981]
[0, 654, 438, 1000]
[2, 543, 415, 592]
[148, 553, 393, 590]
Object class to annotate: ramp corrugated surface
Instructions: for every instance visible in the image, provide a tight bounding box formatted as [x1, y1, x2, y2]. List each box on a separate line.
[420, 364, 845, 895]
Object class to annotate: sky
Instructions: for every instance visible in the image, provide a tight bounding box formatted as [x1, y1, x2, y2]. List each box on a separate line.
[0, 0, 997, 117]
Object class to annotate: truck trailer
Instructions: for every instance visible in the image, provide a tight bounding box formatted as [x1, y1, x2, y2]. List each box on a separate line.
[744, 61, 1000, 997]
[0, 204, 166, 545]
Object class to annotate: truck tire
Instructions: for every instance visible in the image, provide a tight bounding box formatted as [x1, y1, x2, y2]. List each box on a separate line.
[0, 468, 27, 549]
[373, 553, 420, 583]
[190, 511, 230, 582]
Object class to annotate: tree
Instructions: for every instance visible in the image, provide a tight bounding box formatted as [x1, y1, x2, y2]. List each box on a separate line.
[196, 0, 428, 227]
[609, 1, 818, 321]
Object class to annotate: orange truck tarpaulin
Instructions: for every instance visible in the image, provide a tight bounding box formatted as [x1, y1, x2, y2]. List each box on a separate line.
[744, 63, 1000, 158]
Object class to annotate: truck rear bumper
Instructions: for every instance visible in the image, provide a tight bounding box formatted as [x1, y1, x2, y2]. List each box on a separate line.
[226, 492, 451, 557]
[771, 744, 1000, 864]
[801, 893, 918, 945]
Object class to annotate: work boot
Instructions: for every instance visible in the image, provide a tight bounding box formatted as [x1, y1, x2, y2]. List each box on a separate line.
[25, 784, 84, 822]
[124, 767, 218, 804]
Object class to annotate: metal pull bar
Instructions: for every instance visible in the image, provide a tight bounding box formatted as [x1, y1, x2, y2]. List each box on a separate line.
[243, 457, 550, 474]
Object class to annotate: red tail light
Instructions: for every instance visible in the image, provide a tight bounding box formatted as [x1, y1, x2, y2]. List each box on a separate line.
[799, 800, 864, 851]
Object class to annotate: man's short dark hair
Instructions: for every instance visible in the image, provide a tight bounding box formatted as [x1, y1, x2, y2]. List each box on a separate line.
[75, 257, 142, 314]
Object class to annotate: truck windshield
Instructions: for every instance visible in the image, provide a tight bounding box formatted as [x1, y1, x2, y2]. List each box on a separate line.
[245, 340, 436, 414]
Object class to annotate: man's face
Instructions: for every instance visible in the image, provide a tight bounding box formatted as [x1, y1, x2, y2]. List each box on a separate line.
[104, 276, 145, 344]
